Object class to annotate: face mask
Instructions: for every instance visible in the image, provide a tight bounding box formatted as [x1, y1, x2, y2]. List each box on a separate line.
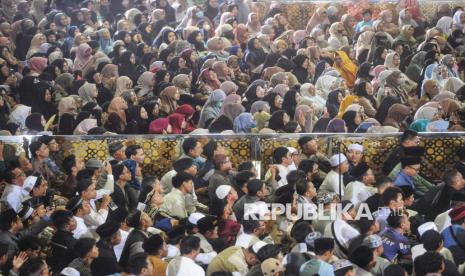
[204, 24, 211, 31]
[456, 38, 463, 43]
[196, 11, 204, 18]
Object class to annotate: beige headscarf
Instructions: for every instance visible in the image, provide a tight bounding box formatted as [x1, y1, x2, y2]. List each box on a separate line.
[115, 76, 133, 97]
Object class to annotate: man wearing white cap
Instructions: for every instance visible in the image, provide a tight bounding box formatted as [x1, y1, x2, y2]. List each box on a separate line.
[344, 143, 365, 184]
[319, 153, 349, 197]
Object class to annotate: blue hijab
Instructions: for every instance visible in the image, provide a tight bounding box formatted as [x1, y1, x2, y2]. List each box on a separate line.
[123, 159, 141, 190]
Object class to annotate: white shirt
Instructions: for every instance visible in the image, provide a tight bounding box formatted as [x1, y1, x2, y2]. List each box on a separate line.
[114, 228, 129, 261]
[276, 164, 291, 188]
[324, 219, 360, 249]
[1, 185, 26, 212]
[176, 256, 205, 276]
[435, 209, 452, 233]
[72, 216, 91, 239]
[235, 233, 258, 248]
[84, 199, 109, 229]
[167, 244, 180, 259]
[343, 181, 377, 208]
[320, 170, 345, 196]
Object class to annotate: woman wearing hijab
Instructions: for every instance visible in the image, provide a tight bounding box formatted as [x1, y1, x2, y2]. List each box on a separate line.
[326, 118, 346, 133]
[268, 110, 289, 132]
[26, 33, 46, 59]
[393, 25, 417, 56]
[167, 113, 186, 134]
[198, 68, 221, 94]
[159, 86, 180, 117]
[78, 82, 98, 106]
[356, 63, 374, 82]
[371, 46, 388, 67]
[263, 92, 283, 114]
[355, 81, 377, 118]
[149, 117, 172, 134]
[205, 37, 229, 62]
[379, 70, 410, 104]
[384, 52, 401, 70]
[282, 90, 301, 119]
[97, 28, 114, 55]
[136, 72, 155, 98]
[306, 8, 330, 33]
[441, 54, 458, 78]
[247, 13, 261, 35]
[104, 112, 126, 134]
[115, 76, 133, 97]
[453, 11, 465, 32]
[220, 103, 246, 124]
[108, 96, 128, 125]
[73, 43, 94, 74]
[125, 105, 149, 134]
[383, 103, 411, 130]
[8, 104, 31, 133]
[333, 51, 357, 89]
[198, 89, 226, 128]
[118, 51, 145, 84]
[328, 22, 349, 52]
[243, 81, 266, 111]
[175, 104, 196, 133]
[294, 105, 314, 133]
[244, 37, 267, 71]
[233, 113, 256, 133]
[292, 54, 311, 84]
[342, 110, 361, 133]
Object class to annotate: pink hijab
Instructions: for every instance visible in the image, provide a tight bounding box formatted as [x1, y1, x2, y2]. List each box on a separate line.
[28, 57, 48, 73]
[73, 43, 93, 71]
[371, 65, 387, 92]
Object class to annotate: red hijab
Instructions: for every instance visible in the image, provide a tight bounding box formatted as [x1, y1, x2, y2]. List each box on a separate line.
[168, 113, 186, 134]
[148, 118, 169, 134]
[175, 104, 196, 132]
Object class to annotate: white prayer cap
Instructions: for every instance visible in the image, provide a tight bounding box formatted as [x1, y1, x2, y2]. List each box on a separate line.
[252, 240, 267, 254]
[216, 185, 232, 200]
[188, 213, 205, 225]
[329, 153, 347, 167]
[348, 144, 364, 153]
[60, 267, 80, 276]
[417, 222, 438, 237]
[22, 176, 38, 193]
[287, 147, 298, 155]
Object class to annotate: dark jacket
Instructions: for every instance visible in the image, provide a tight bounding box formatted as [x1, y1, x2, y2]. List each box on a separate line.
[414, 184, 465, 222]
[49, 230, 77, 273]
[96, 239, 121, 273]
[119, 229, 148, 272]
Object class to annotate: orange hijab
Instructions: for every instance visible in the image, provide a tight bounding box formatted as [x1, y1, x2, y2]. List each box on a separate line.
[334, 51, 357, 89]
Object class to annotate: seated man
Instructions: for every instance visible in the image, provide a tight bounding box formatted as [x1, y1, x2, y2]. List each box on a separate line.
[159, 172, 195, 219]
[380, 212, 411, 262]
[393, 153, 418, 189]
[319, 153, 349, 197]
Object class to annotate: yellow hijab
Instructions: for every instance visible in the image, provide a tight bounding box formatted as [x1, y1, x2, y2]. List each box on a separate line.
[334, 51, 358, 89]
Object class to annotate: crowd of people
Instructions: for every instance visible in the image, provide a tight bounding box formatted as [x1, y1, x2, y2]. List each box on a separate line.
[0, 0, 465, 275]
[1, 1, 465, 135]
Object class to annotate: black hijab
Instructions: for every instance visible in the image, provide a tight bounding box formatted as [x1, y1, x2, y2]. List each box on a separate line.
[342, 110, 359, 133]
[268, 110, 287, 132]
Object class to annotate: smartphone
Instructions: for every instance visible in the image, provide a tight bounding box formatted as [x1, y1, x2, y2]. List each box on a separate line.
[108, 200, 118, 211]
